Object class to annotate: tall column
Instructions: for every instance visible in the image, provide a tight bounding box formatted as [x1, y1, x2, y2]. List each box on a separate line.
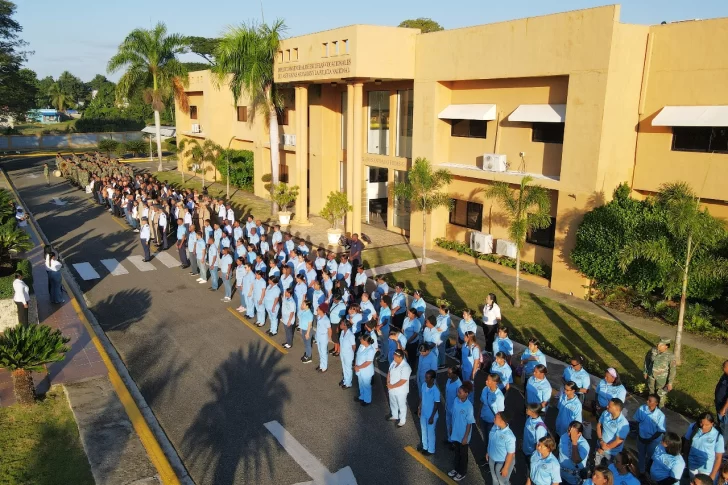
[351, 82, 363, 235]
[345, 83, 355, 233]
[294, 84, 310, 225]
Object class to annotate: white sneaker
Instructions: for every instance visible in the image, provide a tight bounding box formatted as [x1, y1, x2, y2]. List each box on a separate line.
[198, 280, 206, 284]
[133, 229, 140, 233]
[238, 307, 247, 313]
[223, 297, 231, 302]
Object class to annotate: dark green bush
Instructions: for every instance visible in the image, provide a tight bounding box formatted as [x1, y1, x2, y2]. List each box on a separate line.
[0, 259, 33, 299]
[215, 149, 254, 191]
[75, 117, 145, 133]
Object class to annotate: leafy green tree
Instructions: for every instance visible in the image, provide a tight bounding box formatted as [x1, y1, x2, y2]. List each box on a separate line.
[393, 157, 452, 273]
[182, 62, 211, 72]
[398, 18, 444, 33]
[108, 22, 189, 171]
[57, 71, 88, 106]
[35, 75, 55, 108]
[123, 139, 147, 157]
[484, 176, 551, 307]
[97, 138, 120, 157]
[0, 1, 37, 123]
[215, 149, 254, 191]
[87, 74, 110, 91]
[0, 189, 16, 223]
[187, 36, 220, 64]
[179, 138, 220, 188]
[0, 324, 70, 405]
[619, 182, 728, 364]
[0, 219, 33, 264]
[214, 20, 286, 212]
[47, 82, 75, 112]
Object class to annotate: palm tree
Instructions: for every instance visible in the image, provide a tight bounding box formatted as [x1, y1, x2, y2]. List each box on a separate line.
[108, 22, 189, 172]
[619, 182, 728, 364]
[47, 83, 75, 112]
[484, 176, 551, 308]
[0, 220, 33, 264]
[0, 189, 15, 223]
[393, 157, 452, 273]
[0, 324, 70, 405]
[214, 20, 287, 212]
[178, 138, 221, 189]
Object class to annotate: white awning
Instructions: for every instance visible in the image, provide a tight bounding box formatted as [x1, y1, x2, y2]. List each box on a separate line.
[508, 104, 566, 123]
[652, 106, 728, 127]
[141, 125, 176, 137]
[438, 104, 497, 121]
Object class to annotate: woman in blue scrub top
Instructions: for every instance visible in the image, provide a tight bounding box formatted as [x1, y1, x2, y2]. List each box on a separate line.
[582, 466, 613, 485]
[294, 274, 307, 311]
[457, 309, 477, 350]
[649, 432, 685, 485]
[461, 331, 481, 386]
[527, 436, 561, 485]
[298, 299, 314, 363]
[376, 296, 392, 363]
[562, 355, 590, 403]
[684, 412, 725, 480]
[388, 328, 407, 364]
[354, 334, 376, 405]
[338, 321, 356, 389]
[523, 403, 548, 469]
[558, 421, 590, 485]
[315, 303, 332, 373]
[436, 304, 451, 366]
[520, 338, 547, 383]
[594, 368, 627, 417]
[491, 351, 513, 393]
[418, 369, 440, 456]
[445, 366, 462, 446]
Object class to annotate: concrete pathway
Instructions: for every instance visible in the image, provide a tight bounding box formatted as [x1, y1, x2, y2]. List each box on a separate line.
[365, 257, 438, 277]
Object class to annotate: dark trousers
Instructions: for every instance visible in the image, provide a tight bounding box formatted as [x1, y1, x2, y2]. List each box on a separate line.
[160, 225, 168, 249]
[284, 323, 295, 346]
[350, 258, 361, 286]
[141, 239, 150, 261]
[406, 341, 419, 369]
[453, 442, 469, 476]
[16, 301, 29, 325]
[484, 324, 498, 354]
[392, 312, 406, 331]
[189, 253, 198, 274]
[178, 245, 189, 266]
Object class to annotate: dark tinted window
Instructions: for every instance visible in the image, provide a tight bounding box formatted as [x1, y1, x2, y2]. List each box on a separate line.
[451, 119, 487, 138]
[526, 217, 556, 248]
[449, 199, 483, 230]
[532, 123, 564, 144]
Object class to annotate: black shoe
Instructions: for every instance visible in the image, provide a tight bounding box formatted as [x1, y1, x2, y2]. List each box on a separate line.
[385, 414, 393, 421]
[315, 366, 321, 371]
[416, 445, 424, 452]
[270, 332, 277, 336]
[328, 348, 335, 354]
[354, 397, 363, 403]
[338, 380, 345, 386]
[360, 401, 370, 406]
[421, 450, 432, 456]
[341, 385, 351, 389]
[302, 357, 312, 364]
[142, 258, 151, 263]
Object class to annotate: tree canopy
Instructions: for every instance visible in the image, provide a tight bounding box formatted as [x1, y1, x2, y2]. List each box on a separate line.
[398, 18, 444, 33]
[0, 0, 37, 122]
[187, 36, 220, 64]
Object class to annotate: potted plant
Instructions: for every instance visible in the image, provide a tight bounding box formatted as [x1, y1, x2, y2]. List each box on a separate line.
[270, 182, 300, 226]
[320, 191, 353, 245]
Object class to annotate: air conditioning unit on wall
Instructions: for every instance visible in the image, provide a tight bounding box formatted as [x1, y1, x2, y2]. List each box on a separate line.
[469, 231, 493, 254]
[496, 239, 518, 259]
[481, 153, 508, 172]
[281, 134, 297, 146]
[191, 124, 201, 133]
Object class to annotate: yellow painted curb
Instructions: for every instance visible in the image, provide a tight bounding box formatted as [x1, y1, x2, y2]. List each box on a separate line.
[226, 307, 288, 355]
[404, 445, 457, 484]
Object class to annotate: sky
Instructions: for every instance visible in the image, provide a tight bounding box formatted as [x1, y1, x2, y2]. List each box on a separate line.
[15, 0, 728, 82]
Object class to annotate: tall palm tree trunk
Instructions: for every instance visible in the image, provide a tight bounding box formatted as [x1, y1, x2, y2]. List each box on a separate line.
[12, 369, 35, 405]
[267, 87, 280, 214]
[675, 234, 692, 365]
[154, 110, 164, 172]
[421, 209, 428, 274]
[515, 252, 522, 308]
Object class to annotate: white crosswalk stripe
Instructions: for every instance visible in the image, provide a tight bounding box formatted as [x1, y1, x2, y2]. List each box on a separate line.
[100, 258, 129, 276]
[127, 255, 156, 272]
[72, 262, 100, 280]
[154, 251, 180, 268]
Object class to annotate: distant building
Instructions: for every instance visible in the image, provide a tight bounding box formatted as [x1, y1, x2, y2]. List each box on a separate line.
[27, 109, 65, 124]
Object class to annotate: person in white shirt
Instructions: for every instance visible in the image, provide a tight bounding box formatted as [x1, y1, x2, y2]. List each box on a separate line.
[13, 273, 30, 324]
[387, 349, 412, 427]
[158, 211, 168, 250]
[139, 217, 151, 262]
[482, 293, 502, 356]
[226, 204, 235, 224]
[45, 253, 64, 304]
[15, 207, 27, 227]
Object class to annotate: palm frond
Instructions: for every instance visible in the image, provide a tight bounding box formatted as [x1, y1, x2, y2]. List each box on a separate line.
[618, 238, 676, 272]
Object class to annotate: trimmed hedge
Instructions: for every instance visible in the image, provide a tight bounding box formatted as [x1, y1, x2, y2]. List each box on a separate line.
[0, 259, 33, 299]
[434, 237, 552, 279]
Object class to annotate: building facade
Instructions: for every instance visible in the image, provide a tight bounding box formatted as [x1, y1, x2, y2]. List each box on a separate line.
[174, 4, 728, 296]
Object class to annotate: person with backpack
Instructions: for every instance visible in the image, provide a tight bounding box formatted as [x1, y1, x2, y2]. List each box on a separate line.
[558, 421, 590, 485]
[523, 403, 549, 469]
[444, 366, 463, 449]
[649, 432, 684, 485]
[486, 411, 517, 484]
[683, 412, 725, 481]
[526, 364, 553, 412]
[556, 381, 583, 437]
[479, 373, 505, 454]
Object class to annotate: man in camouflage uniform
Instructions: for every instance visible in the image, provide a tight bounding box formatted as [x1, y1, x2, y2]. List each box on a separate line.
[644, 337, 676, 407]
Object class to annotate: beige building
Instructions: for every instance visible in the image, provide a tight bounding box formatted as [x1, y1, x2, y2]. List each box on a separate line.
[175, 5, 728, 296]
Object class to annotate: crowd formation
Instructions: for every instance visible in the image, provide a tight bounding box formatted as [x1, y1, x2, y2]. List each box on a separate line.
[55, 153, 728, 485]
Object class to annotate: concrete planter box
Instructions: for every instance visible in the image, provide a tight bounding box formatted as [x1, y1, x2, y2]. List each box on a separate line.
[431, 248, 551, 288]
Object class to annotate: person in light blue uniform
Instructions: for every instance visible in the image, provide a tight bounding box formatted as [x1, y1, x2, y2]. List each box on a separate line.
[649, 432, 685, 484]
[284, 234, 295, 255]
[305, 261, 317, 297]
[347, 305, 363, 335]
[195, 232, 207, 283]
[281, 288, 296, 349]
[279, 266, 293, 294]
[492, 326, 514, 359]
[315, 303, 332, 372]
[562, 355, 590, 403]
[527, 364, 552, 412]
[207, 238, 219, 291]
[411, 290, 426, 314]
[418, 370, 440, 455]
[360, 293, 376, 324]
[556, 382, 583, 437]
[218, 247, 234, 301]
[377, 296, 392, 363]
[435, 305, 451, 367]
[491, 352, 513, 392]
[314, 250, 326, 273]
[264, 276, 281, 335]
[176, 220, 189, 267]
[248, 228, 260, 248]
[445, 366, 462, 443]
[234, 258, 246, 312]
[373, 275, 388, 310]
[234, 239, 246, 261]
[246, 244, 257, 265]
[298, 300, 314, 363]
[461, 331, 480, 392]
[607, 451, 641, 485]
[558, 421, 590, 485]
[338, 321, 356, 388]
[479, 373, 505, 450]
[524, 403, 549, 468]
[322, 272, 333, 304]
[527, 436, 561, 485]
[422, 318, 441, 360]
[310, 280, 325, 315]
[254, 254, 266, 273]
[448, 382, 475, 482]
[487, 411, 517, 485]
[242, 263, 256, 318]
[457, 309, 477, 349]
[390, 283, 407, 329]
[294, 274, 307, 311]
[270, 225, 282, 247]
[684, 412, 725, 479]
[259, 234, 270, 255]
[354, 334, 376, 404]
[213, 223, 223, 249]
[186, 226, 198, 275]
[388, 328, 407, 364]
[296, 240, 309, 256]
[596, 398, 630, 466]
[417, 344, 438, 391]
[520, 338, 547, 380]
[252, 271, 267, 326]
[633, 394, 666, 473]
[268, 259, 281, 280]
[582, 466, 614, 485]
[203, 220, 213, 243]
[402, 308, 422, 368]
[595, 368, 627, 417]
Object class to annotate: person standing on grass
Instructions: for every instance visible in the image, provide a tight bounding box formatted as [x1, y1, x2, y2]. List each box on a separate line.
[481, 293, 501, 354]
[448, 381, 475, 482]
[486, 411, 517, 485]
[644, 337, 676, 408]
[13, 273, 30, 325]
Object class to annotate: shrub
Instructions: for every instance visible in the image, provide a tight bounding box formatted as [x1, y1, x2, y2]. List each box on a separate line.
[215, 149, 254, 191]
[0, 258, 33, 299]
[123, 139, 147, 157]
[75, 117, 144, 133]
[270, 183, 299, 211]
[97, 139, 120, 156]
[320, 192, 352, 230]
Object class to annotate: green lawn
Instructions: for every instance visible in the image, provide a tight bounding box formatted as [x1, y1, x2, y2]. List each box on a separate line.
[362, 245, 420, 269]
[0, 387, 94, 485]
[383, 262, 721, 417]
[11, 120, 77, 135]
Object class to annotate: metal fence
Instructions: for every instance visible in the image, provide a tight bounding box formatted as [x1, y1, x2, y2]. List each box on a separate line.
[0, 132, 143, 151]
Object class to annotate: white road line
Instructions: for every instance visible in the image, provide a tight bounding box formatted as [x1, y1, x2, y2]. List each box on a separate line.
[264, 420, 358, 485]
[127, 255, 156, 272]
[52, 197, 67, 206]
[72, 262, 100, 280]
[100, 258, 129, 276]
[154, 251, 180, 268]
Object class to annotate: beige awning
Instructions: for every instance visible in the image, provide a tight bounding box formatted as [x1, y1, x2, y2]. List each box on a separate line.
[652, 106, 728, 127]
[508, 104, 566, 123]
[438, 104, 497, 121]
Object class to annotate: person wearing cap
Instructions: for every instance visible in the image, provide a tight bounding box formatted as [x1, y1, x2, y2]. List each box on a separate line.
[355, 333, 376, 405]
[386, 349, 412, 427]
[644, 338, 676, 407]
[315, 303, 332, 373]
[339, 320, 356, 389]
[139, 217, 151, 262]
[595, 368, 627, 417]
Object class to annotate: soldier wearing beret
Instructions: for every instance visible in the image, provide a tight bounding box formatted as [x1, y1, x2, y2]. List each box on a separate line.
[644, 337, 676, 407]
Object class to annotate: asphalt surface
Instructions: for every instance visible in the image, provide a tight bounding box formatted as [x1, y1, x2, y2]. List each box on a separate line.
[4, 156, 538, 485]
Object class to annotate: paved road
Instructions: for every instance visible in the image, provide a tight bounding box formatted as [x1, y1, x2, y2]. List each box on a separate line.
[4, 156, 538, 485]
